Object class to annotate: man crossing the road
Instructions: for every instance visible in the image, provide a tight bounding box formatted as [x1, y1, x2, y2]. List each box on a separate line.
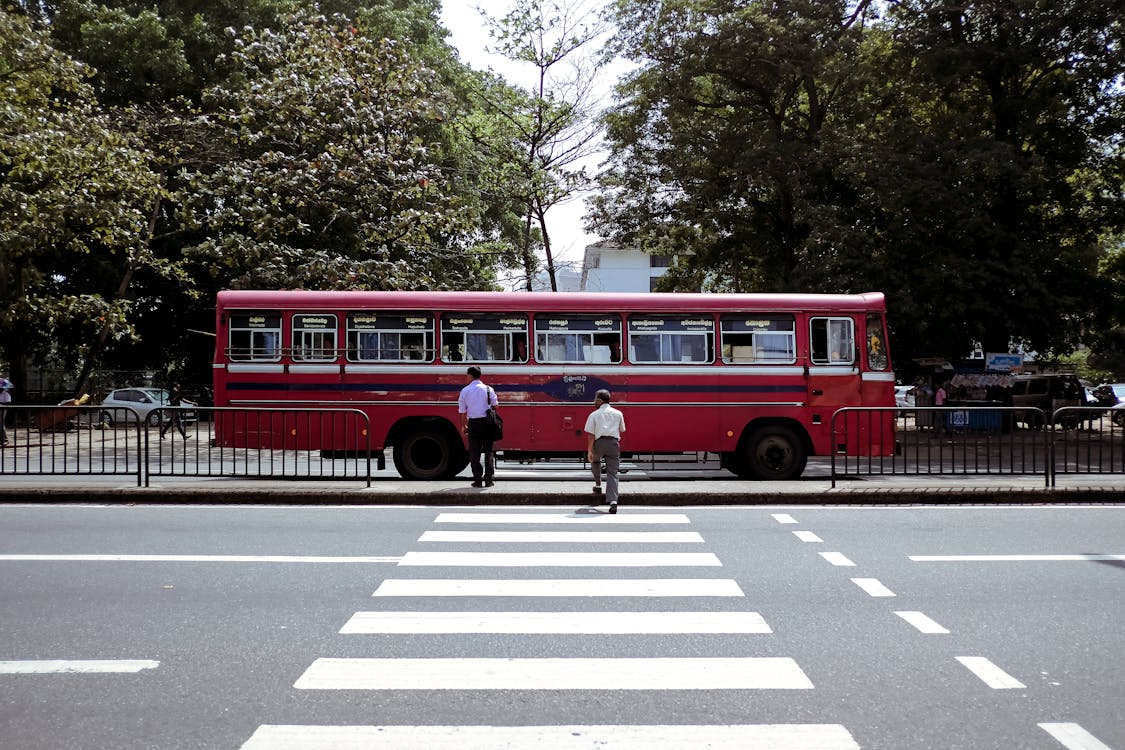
[584, 388, 626, 513]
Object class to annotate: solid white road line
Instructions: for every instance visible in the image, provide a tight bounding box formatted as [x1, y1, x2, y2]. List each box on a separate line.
[372, 579, 746, 597]
[819, 552, 856, 567]
[793, 531, 823, 543]
[772, 513, 799, 524]
[418, 530, 704, 544]
[851, 578, 896, 597]
[894, 611, 950, 634]
[0, 660, 159, 674]
[340, 611, 772, 634]
[435, 513, 692, 524]
[241, 724, 861, 750]
[0, 554, 399, 563]
[1039, 722, 1113, 750]
[910, 554, 1125, 562]
[956, 657, 1026, 689]
[397, 552, 723, 567]
[294, 657, 815, 690]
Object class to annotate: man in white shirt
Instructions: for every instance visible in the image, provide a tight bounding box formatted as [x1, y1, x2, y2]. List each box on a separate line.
[458, 366, 499, 487]
[584, 389, 626, 513]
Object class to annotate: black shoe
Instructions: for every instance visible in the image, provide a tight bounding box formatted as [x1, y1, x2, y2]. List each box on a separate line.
[485, 480, 494, 487]
[471, 481, 484, 488]
[592, 485, 602, 496]
[609, 502, 618, 514]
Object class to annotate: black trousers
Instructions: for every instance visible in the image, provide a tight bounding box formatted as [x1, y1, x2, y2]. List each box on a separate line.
[466, 417, 495, 481]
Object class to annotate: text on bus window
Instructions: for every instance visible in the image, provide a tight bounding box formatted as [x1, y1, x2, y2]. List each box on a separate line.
[347, 313, 433, 362]
[534, 314, 622, 363]
[628, 316, 714, 364]
[720, 315, 796, 363]
[228, 312, 282, 361]
[441, 313, 528, 363]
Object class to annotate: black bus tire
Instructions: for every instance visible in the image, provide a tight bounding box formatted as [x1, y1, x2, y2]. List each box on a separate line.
[740, 424, 807, 481]
[393, 428, 462, 480]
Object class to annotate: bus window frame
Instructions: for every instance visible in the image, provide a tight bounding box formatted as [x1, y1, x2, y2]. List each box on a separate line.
[533, 314, 622, 364]
[346, 312, 434, 363]
[292, 313, 338, 362]
[810, 316, 856, 365]
[720, 314, 797, 364]
[441, 313, 529, 364]
[628, 316, 715, 365]
[228, 312, 282, 362]
[865, 313, 889, 371]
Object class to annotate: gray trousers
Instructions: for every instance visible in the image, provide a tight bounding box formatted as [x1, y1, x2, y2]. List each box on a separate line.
[591, 436, 621, 504]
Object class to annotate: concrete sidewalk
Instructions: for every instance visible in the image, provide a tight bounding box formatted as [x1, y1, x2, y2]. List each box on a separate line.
[2, 471, 1124, 504]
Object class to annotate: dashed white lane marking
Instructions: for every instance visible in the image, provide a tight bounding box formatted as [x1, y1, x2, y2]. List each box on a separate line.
[372, 579, 746, 597]
[894, 611, 950, 634]
[1039, 722, 1113, 750]
[910, 554, 1125, 562]
[397, 552, 722, 567]
[340, 611, 772, 634]
[0, 660, 159, 674]
[819, 552, 856, 567]
[772, 513, 799, 524]
[793, 531, 823, 543]
[851, 578, 895, 597]
[241, 723, 861, 750]
[956, 657, 1026, 689]
[435, 513, 692, 524]
[418, 530, 704, 544]
[0, 554, 399, 563]
[294, 657, 815, 690]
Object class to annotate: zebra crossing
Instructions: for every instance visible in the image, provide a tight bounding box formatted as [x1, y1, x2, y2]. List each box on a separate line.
[239, 509, 861, 750]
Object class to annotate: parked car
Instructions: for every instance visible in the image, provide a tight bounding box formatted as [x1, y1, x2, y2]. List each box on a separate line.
[1096, 383, 1125, 425]
[894, 385, 915, 408]
[98, 388, 197, 427]
[1010, 373, 1086, 428]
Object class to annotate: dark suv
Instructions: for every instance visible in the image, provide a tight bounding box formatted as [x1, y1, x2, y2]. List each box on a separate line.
[1010, 373, 1086, 427]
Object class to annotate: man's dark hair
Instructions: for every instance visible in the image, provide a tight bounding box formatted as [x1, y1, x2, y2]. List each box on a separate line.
[467, 366, 482, 379]
[595, 389, 612, 403]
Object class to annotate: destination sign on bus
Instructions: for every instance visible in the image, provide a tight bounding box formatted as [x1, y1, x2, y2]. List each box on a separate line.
[293, 314, 334, 329]
[534, 314, 621, 332]
[231, 313, 281, 329]
[629, 317, 713, 332]
[349, 313, 432, 331]
[442, 314, 528, 331]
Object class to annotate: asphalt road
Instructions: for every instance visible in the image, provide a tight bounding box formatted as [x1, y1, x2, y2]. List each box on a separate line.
[0, 503, 1122, 750]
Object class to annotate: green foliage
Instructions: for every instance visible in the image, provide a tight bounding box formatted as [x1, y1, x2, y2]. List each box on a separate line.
[179, 11, 496, 290]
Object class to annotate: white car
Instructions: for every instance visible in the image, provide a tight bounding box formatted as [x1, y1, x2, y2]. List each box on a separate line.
[98, 388, 197, 427]
[894, 385, 915, 408]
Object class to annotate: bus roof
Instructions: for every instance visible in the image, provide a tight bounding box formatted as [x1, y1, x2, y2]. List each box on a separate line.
[216, 290, 886, 315]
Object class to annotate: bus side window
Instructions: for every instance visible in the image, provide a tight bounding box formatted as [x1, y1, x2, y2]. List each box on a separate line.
[811, 317, 855, 365]
[443, 332, 465, 361]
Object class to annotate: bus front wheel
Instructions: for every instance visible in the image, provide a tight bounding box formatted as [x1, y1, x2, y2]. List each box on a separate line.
[393, 428, 467, 480]
[738, 425, 807, 481]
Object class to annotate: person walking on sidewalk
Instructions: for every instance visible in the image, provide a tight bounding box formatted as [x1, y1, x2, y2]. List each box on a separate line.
[0, 377, 12, 446]
[585, 389, 626, 513]
[159, 382, 188, 440]
[458, 366, 498, 487]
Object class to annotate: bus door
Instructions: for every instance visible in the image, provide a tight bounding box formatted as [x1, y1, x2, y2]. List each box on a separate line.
[807, 316, 861, 452]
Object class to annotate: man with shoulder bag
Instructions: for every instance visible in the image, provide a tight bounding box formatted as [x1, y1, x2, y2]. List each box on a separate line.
[458, 366, 499, 487]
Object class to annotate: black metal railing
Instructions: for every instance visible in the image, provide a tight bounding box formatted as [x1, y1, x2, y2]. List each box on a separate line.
[0, 405, 373, 487]
[831, 405, 1125, 487]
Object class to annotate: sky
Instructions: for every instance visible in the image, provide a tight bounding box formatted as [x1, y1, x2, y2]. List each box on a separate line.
[437, 1, 615, 284]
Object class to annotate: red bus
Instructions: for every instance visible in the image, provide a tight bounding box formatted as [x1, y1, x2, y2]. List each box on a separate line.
[212, 290, 895, 480]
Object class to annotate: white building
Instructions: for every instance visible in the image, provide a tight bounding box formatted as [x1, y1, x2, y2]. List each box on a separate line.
[579, 241, 671, 292]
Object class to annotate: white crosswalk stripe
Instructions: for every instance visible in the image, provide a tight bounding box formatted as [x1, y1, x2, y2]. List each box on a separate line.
[418, 530, 704, 543]
[435, 513, 692, 524]
[242, 723, 861, 749]
[371, 578, 746, 597]
[294, 657, 815, 690]
[397, 551, 723, 566]
[340, 610, 772, 634]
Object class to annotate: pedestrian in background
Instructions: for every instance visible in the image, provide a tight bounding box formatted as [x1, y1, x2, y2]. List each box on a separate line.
[0, 377, 12, 446]
[159, 382, 188, 440]
[585, 388, 626, 514]
[458, 366, 498, 487]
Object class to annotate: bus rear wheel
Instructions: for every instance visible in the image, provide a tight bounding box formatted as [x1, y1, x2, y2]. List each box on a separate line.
[393, 428, 467, 480]
[738, 425, 807, 481]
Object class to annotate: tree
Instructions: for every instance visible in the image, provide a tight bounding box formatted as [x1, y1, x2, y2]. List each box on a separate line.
[476, 0, 610, 291]
[0, 8, 171, 398]
[179, 11, 496, 291]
